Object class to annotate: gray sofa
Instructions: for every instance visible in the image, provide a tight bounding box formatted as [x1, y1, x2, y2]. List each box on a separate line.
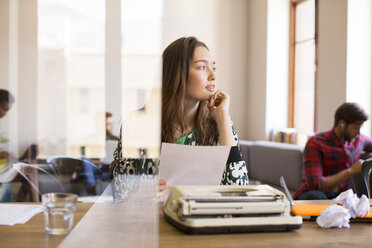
[239, 140, 304, 194]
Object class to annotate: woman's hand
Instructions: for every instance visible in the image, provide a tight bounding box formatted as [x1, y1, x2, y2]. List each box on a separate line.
[208, 90, 230, 120]
[207, 90, 236, 146]
[157, 178, 171, 202]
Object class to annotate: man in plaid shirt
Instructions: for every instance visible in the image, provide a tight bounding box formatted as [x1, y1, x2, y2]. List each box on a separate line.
[294, 103, 372, 200]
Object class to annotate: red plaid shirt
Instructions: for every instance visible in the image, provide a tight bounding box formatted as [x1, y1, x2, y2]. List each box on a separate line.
[293, 129, 372, 199]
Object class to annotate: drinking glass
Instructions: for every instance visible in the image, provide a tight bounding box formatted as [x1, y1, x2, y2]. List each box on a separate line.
[42, 193, 78, 235]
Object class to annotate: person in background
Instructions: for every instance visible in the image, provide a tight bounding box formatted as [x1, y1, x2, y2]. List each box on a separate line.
[0, 89, 14, 161]
[294, 102, 372, 200]
[0, 89, 39, 202]
[106, 112, 119, 141]
[85, 112, 120, 189]
[111, 37, 249, 196]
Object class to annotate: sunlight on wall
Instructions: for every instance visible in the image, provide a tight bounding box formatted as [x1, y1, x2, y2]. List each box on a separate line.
[346, 0, 372, 136]
[266, 0, 289, 137]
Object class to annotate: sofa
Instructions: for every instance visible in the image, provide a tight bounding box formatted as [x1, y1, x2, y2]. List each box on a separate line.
[240, 140, 372, 198]
[239, 140, 304, 194]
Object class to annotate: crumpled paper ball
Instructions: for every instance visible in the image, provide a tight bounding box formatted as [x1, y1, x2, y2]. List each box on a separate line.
[356, 195, 370, 217]
[316, 189, 370, 228]
[334, 189, 370, 218]
[316, 204, 351, 228]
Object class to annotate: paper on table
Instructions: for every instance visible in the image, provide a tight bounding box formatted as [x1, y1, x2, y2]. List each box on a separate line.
[159, 143, 231, 185]
[316, 204, 351, 228]
[0, 204, 43, 226]
[334, 189, 370, 218]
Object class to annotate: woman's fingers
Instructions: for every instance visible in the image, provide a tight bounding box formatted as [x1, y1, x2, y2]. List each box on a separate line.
[158, 183, 171, 192]
[159, 178, 167, 185]
[214, 92, 224, 106]
[208, 93, 216, 108]
[208, 90, 228, 109]
[208, 90, 220, 108]
[158, 179, 171, 192]
[157, 179, 172, 202]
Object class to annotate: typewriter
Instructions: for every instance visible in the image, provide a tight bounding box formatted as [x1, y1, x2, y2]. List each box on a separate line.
[162, 184, 302, 234]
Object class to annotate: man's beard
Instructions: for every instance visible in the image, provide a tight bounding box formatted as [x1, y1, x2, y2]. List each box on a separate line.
[344, 132, 352, 142]
[344, 131, 357, 143]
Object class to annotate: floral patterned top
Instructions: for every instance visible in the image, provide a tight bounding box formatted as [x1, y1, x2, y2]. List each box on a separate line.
[111, 124, 249, 187]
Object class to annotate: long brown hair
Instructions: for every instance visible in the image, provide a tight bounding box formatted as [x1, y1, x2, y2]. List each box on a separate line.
[161, 37, 218, 145]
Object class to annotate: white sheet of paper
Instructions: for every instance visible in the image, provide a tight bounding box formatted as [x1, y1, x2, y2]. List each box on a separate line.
[0, 204, 43, 226]
[159, 143, 230, 185]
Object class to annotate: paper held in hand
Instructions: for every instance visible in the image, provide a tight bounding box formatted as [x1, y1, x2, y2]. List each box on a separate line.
[159, 143, 231, 186]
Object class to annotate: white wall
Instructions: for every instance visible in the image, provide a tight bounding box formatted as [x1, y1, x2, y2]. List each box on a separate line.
[162, 0, 219, 51]
[18, 0, 38, 153]
[246, 0, 268, 140]
[316, 0, 348, 131]
[0, 0, 9, 89]
[346, 0, 371, 136]
[8, 0, 20, 155]
[216, 1, 250, 139]
[266, 0, 289, 135]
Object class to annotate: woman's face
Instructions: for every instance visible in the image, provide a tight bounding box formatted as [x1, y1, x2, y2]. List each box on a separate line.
[185, 46, 216, 102]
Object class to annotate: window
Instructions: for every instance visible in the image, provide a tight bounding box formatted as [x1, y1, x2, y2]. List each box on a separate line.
[38, 0, 106, 157]
[289, 0, 317, 136]
[121, 0, 163, 113]
[120, 0, 163, 158]
[38, 0, 164, 158]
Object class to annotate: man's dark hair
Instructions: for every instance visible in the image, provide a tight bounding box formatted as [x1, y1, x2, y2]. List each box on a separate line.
[106, 112, 112, 118]
[0, 89, 15, 104]
[334, 102, 368, 127]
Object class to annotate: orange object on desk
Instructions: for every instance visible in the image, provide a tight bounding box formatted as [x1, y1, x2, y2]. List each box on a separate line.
[292, 204, 372, 218]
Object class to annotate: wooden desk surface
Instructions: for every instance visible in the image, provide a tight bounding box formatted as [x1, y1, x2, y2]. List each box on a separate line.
[159, 212, 372, 248]
[1, 202, 372, 248]
[0, 203, 92, 248]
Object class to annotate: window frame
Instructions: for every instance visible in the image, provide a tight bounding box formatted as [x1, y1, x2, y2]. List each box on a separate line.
[288, 0, 318, 131]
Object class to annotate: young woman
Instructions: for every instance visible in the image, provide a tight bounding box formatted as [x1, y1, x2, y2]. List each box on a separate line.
[111, 37, 248, 197]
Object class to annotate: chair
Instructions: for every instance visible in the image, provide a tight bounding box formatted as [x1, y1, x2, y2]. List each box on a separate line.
[39, 156, 101, 196]
[361, 158, 372, 198]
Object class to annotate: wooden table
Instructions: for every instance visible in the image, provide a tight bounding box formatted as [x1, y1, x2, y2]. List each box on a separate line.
[0, 203, 92, 248]
[159, 216, 372, 248]
[1, 202, 372, 248]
